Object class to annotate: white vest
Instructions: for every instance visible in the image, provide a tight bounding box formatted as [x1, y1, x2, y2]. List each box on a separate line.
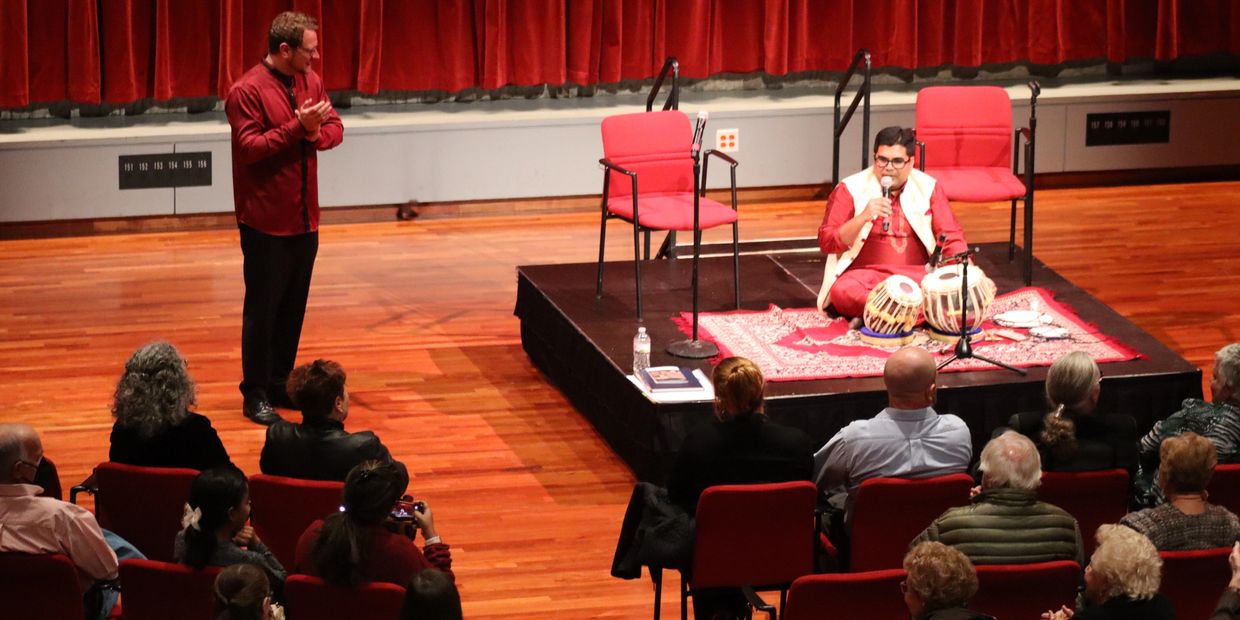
[816, 168, 939, 311]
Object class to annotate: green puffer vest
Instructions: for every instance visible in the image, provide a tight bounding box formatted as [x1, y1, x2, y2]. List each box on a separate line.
[913, 487, 1085, 566]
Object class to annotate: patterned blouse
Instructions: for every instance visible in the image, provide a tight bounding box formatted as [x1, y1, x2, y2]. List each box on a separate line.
[1120, 503, 1240, 551]
[1134, 399, 1240, 506]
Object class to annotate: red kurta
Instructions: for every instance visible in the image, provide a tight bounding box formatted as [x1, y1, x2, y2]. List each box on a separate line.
[817, 182, 967, 318]
[225, 62, 344, 236]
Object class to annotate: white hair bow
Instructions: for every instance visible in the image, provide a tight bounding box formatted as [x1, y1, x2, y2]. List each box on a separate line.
[181, 503, 202, 531]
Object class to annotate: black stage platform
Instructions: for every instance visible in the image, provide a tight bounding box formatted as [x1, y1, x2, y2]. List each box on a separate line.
[515, 241, 1202, 482]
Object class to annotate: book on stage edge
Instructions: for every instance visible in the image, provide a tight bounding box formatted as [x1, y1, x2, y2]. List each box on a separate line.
[637, 366, 704, 392]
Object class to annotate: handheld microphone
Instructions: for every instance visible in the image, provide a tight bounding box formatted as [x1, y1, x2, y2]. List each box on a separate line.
[880, 176, 893, 232]
[691, 110, 709, 157]
[926, 233, 947, 273]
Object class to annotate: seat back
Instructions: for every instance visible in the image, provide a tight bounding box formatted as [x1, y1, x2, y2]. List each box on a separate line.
[691, 481, 817, 589]
[95, 462, 199, 562]
[601, 110, 695, 200]
[0, 553, 84, 620]
[1207, 463, 1240, 515]
[284, 574, 406, 620]
[249, 474, 344, 569]
[782, 570, 908, 620]
[1037, 469, 1128, 556]
[1160, 546, 1232, 620]
[972, 561, 1081, 619]
[915, 86, 1014, 169]
[849, 473, 974, 572]
[118, 559, 221, 620]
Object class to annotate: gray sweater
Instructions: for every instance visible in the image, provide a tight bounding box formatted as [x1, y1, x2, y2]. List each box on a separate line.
[913, 487, 1085, 566]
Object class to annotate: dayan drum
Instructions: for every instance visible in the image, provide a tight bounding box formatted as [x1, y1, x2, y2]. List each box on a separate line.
[861, 275, 924, 346]
[921, 264, 997, 341]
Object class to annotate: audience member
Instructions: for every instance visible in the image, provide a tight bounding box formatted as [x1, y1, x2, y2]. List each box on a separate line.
[1136, 343, 1240, 506]
[1008, 351, 1137, 475]
[0, 423, 143, 620]
[214, 563, 283, 620]
[260, 359, 405, 481]
[109, 341, 233, 470]
[815, 347, 972, 527]
[400, 568, 463, 620]
[1121, 432, 1240, 550]
[175, 467, 287, 596]
[914, 431, 1084, 565]
[902, 541, 995, 620]
[1212, 542, 1240, 619]
[294, 460, 451, 587]
[667, 356, 815, 515]
[662, 357, 814, 619]
[1042, 524, 1173, 620]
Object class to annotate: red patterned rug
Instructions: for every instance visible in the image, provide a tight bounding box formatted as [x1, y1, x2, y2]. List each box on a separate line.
[675, 287, 1144, 381]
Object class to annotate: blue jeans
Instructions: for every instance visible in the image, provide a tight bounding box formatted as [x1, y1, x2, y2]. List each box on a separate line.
[94, 529, 145, 620]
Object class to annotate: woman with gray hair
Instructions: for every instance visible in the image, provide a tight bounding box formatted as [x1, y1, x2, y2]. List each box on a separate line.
[109, 341, 232, 470]
[1042, 524, 1173, 619]
[1136, 343, 1240, 506]
[1007, 351, 1137, 476]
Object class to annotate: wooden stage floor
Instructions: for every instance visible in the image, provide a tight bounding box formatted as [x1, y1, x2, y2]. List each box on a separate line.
[1, 180, 1238, 618]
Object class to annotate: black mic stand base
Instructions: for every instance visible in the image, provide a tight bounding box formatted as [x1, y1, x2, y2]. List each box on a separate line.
[936, 325, 1027, 375]
[667, 339, 719, 359]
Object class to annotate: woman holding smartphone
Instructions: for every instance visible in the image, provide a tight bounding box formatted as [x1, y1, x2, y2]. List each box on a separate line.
[293, 460, 452, 587]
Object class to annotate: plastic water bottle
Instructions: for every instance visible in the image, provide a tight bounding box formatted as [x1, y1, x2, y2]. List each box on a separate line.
[633, 326, 651, 376]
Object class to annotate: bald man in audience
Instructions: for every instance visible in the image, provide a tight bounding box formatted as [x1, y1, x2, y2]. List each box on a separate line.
[815, 347, 973, 528]
[0, 423, 142, 619]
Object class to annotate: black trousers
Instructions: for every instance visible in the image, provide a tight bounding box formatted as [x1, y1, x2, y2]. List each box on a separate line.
[239, 224, 318, 406]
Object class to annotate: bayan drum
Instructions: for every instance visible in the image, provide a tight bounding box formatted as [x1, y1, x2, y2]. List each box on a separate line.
[921, 264, 997, 341]
[860, 275, 923, 346]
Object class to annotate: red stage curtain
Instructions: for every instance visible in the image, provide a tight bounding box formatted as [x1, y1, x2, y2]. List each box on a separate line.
[1, 0, 1237, 109]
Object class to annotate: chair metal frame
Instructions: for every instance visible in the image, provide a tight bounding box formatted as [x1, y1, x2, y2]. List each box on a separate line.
[916, 81, 1040, 285]
[596, 119, 740, 321]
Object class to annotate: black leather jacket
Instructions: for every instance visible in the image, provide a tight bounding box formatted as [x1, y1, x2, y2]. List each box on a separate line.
[260, 418, 405, 482]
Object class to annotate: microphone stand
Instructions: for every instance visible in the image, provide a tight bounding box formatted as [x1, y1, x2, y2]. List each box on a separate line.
[936, 248, 1025, 375]
[668, 130, 718, 359]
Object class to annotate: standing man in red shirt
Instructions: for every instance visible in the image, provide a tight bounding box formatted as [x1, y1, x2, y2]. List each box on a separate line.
[226, 11, 343, 425]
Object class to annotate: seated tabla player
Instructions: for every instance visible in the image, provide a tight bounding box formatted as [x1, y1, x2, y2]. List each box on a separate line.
[816, 126, 969, 320]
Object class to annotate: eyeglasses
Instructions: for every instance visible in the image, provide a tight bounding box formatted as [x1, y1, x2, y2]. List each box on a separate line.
[16, 455, 43, 472]
[875, 156, 911, 169]
[298, 46, 320, 57]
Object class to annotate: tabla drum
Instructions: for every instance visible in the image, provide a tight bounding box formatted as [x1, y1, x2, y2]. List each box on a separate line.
[920, 264, 997, 342]
[860, 275, 923, 346]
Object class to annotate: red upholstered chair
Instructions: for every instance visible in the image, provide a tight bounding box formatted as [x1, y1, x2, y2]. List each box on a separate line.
[0, 553, 86, 619]
[915, 83, 1039, 283]
[1208, 463, 1240, 515]
[284, 574, 406, 620]
[652, 481, 815, 620]
[1037, 469, 1129, 556]
[1160, 546, 1232, 620]
[91, 462, 199, 562]
[750, 570, 908, 620]
[972, 561, 1082, 619]
[248, 474, 344, 569]
[118, 559, 221, 620]
[597, 109, 740, 319]
[848, 473, 974, 572]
